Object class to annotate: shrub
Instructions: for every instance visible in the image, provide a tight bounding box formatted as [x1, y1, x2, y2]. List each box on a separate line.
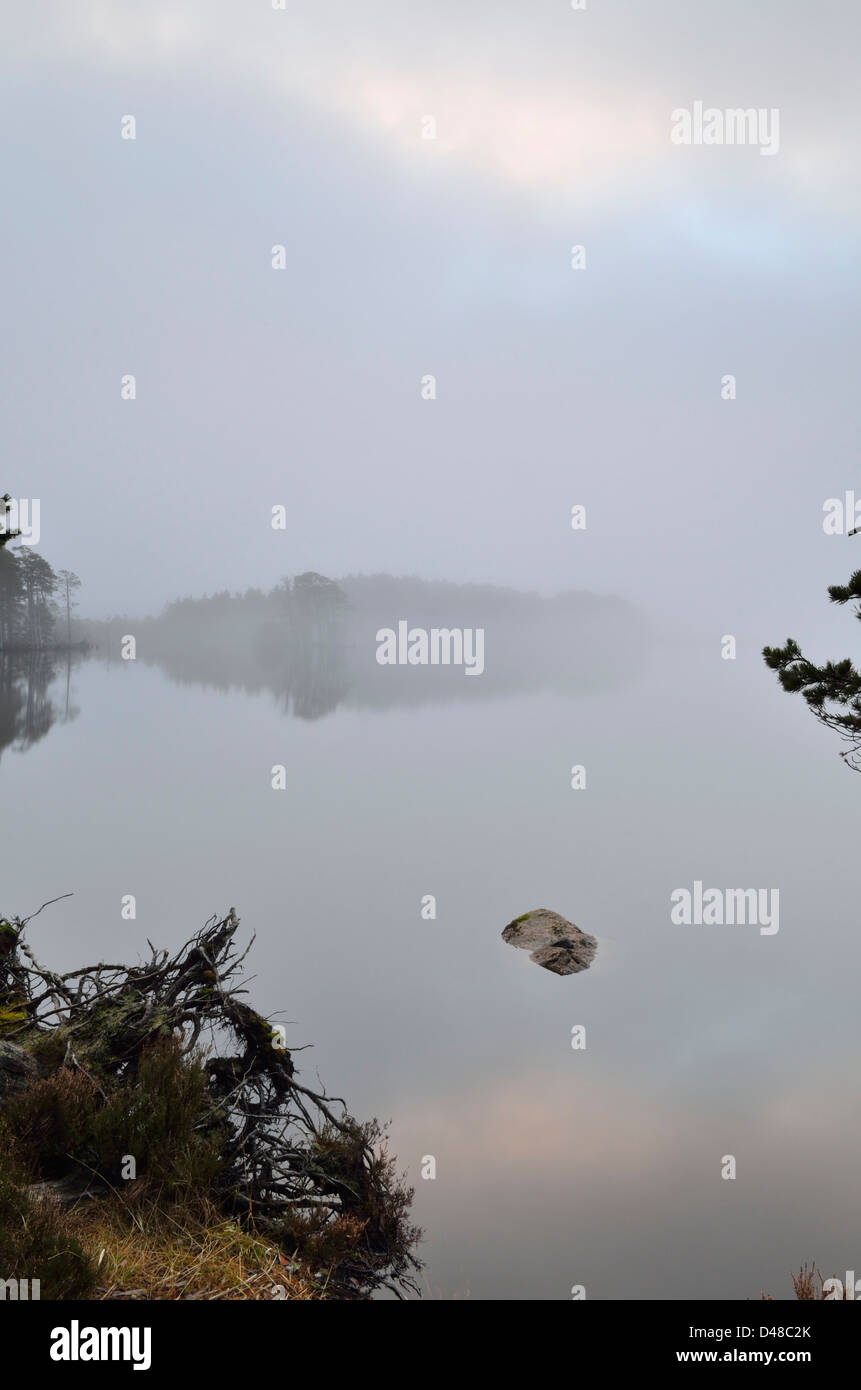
[91, 1036, 223, 1201]
[1, 1067, 101, 1177]
[2, 1038, 222, 1203]
[0, 1175, 96, 1299]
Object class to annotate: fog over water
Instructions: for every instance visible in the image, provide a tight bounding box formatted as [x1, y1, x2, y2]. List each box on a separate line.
[3, 1, 861, 1299]
[3, 596, 860, 1298]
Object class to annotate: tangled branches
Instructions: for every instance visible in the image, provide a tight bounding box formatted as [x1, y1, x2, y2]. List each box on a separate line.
[0, 907, 421, 1298]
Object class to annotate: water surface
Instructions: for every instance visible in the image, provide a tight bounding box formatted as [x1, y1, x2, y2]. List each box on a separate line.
[3, 636, 857, 1300]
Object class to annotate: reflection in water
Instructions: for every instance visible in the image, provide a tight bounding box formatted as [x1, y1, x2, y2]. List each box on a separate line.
[255, 635, 351, 720]
[80, 576, 652, 720]
[0, 652, 80, 761]
[3, 612, 857, 1300]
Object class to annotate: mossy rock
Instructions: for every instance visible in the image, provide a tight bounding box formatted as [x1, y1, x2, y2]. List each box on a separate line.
[501, 908, 597, 976]
[0, 1041, 41, 1099]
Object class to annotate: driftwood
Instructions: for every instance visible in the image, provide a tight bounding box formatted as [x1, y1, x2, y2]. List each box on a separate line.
[0, 905, 420, 1298]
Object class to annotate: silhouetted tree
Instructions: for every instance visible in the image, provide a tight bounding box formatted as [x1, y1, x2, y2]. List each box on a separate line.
[16, 550, 57, 649]
[0, 493, 82, 651]
[0, 550, 24, 648]
[764, 569, 861, 771]
[56, 570, 81, 645]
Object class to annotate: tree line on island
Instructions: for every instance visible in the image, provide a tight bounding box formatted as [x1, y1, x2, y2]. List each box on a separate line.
[78, 571, 651, 718]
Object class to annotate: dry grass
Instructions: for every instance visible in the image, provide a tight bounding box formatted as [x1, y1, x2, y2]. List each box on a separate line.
[61, 1193, 326, 1301]
[791, 1262, 827, 1300]
[762, 1262, 842, 1301]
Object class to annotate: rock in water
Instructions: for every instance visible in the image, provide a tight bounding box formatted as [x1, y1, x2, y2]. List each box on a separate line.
[501, 909, 597, 976]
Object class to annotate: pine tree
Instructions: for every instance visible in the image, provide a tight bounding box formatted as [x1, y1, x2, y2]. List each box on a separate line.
[16, 550, 57, 649]
[56, 570, 81, 645]
[764, 569, 861, 771]
[0, 492, 80, 652]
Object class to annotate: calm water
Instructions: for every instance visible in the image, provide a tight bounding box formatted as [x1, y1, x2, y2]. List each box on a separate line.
[2, 635, 859, 1300]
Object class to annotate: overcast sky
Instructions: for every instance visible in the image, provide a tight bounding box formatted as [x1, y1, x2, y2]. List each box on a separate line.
[3, 0, 860, 650]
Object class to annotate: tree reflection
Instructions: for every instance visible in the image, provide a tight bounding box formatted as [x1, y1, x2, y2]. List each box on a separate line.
[0, 652, 80, 762]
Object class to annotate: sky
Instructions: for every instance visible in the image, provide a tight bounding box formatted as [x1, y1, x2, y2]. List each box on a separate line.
[3, 0, 860, 653]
